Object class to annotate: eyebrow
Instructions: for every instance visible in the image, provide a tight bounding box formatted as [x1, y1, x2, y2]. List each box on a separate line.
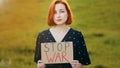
[60, 9, 65, 10]
[56, 9, 65, 11]
[55, 9, 65, 11]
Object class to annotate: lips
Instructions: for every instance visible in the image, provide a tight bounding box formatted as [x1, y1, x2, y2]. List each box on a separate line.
[56, 19, 62, 21]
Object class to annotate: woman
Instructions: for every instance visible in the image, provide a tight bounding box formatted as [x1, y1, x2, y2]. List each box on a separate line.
[34, 0, 91, 68]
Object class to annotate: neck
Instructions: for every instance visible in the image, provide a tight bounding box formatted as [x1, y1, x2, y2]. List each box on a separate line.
[53, 24, 70, 31]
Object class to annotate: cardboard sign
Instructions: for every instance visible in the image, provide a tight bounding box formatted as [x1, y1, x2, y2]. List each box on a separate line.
[41, 42, 73, 64]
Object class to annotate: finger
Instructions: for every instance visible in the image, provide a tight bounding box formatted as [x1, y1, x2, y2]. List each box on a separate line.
[37, 63, 43, 68]
[37, 61, 45, 68]
[37, 60, 43, 63]
[73, 63, 82, 68]
[71, 60, 79, 64]
[41, 63, 46, 68]
[73, 60, 79, 63]
[37, 64, 41, 68]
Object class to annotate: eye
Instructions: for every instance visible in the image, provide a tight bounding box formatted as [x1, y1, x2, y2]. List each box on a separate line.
[60, 10, 65, 13]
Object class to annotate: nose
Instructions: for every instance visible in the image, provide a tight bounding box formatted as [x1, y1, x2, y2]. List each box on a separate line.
[56, 13, 60, 18]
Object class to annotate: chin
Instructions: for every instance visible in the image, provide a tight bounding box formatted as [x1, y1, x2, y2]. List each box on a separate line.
[55, 22, 65, 25]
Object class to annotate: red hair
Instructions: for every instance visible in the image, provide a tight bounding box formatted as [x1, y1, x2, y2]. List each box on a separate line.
[47, 0, 73, 26]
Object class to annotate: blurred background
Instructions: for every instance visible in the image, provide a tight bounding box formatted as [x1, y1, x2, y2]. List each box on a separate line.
[0, 0, 120, 68]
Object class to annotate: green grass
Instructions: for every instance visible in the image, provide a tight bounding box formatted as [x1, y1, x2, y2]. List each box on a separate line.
[0, 0, 120, 68]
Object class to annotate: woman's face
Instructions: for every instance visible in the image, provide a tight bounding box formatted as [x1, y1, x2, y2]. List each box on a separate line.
[54, 3, 68, 25]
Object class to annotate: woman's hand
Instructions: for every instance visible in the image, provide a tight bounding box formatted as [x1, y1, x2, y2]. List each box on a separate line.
[37, 60, 45, 68]
[70, 60, 82, 68]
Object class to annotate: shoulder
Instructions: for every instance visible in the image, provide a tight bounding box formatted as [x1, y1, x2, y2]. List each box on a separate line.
[70, 28, 82, 35]
[37, 29, 50, 37]
[69, 28, 85, 39]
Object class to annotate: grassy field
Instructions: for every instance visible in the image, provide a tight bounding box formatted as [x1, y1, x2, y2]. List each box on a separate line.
[0, 0, 120, 68]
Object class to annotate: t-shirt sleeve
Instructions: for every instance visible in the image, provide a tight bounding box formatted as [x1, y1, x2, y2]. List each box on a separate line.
[77, 32, 91, 65]
[34, 33, 42, 63]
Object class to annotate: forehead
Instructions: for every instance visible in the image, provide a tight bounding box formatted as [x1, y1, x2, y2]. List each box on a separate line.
[55, 3, 66, 10]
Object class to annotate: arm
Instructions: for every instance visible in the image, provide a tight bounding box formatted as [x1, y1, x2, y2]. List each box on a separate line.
[34, 33, 41, 63]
